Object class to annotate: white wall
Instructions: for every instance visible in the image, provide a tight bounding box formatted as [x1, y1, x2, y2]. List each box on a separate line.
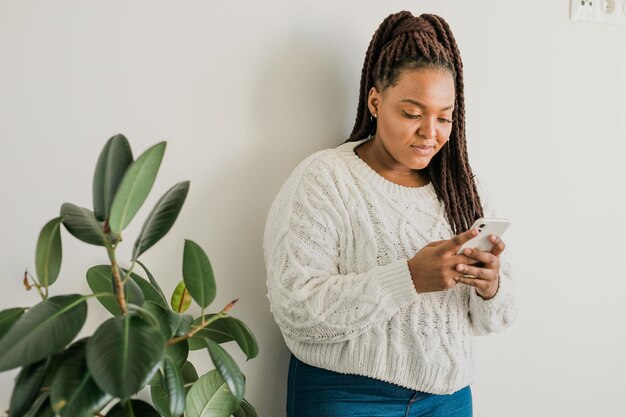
[1, 1, 625, 416]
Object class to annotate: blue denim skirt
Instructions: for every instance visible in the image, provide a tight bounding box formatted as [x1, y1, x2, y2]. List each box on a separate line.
[286, 354, 472, 417]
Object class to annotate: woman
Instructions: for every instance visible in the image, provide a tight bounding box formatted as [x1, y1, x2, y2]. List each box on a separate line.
[264, 10, 518, 417]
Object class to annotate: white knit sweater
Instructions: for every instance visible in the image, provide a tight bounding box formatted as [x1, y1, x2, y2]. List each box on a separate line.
[263, 137, 518, 395]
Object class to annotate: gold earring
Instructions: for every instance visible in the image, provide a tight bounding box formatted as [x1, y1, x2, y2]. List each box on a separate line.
[373, 113, 378, 118]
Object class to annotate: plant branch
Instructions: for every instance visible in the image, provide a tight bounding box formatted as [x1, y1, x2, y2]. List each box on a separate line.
[105, 244, 127, 314]
[166, 298, 238, 347]
[23, 270, 47, 301]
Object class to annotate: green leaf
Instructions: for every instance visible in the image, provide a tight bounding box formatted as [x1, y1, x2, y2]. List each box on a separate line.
[182, 361, 199, 386]
[50, 339, 111, 416]
[148, 340, 188, 386]
[0, 295, 87, 371]
[41, 353, 62, 387]
[108, 142, 166, 234]
[106, 400, 161, 417]
[185, 369, 239, 417]
[136, 260, 167, 305]
[127, 270, 168, 309]
[170, 280, 192, 313]
[189, 315, 258, 360]
[182, 240, 216, 308]
[9, 358, 50, 417]
[143, 302, 193, 346]
[150, 372, 172, 417]
[0, 307, 26, 340]
[133, 181, 190, 259]
[60, 203, 106, 246]
[162, 356, 185, 416]
[35, 217, 63, 287]
[204, 338, 245, 404]
[233, 399, 258, 417]
[143, 301, 174, 339]
[86, 314, 165, 400]
[86, 265, 144, 316]
[93, 134, 133, 221]
[24, 393, 55, 417]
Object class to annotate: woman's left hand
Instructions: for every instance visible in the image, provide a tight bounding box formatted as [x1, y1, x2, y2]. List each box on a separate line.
[453, 234, 505, 300]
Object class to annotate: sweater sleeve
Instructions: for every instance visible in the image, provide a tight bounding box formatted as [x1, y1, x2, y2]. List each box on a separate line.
[468, 174, 519, 336]
[263, 157, 419, 344]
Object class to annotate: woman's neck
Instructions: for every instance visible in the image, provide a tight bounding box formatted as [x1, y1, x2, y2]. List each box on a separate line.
[354, 137, 429, 188]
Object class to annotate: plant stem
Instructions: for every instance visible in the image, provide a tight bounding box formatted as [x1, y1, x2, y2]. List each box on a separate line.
[122, 259, 137, 284]
[24, 270, 47, 301]
[166, 299, 238, 346]
[106, 245, 127, 314]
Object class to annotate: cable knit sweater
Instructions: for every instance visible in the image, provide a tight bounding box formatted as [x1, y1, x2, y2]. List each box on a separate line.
[263, 137, 518, 395]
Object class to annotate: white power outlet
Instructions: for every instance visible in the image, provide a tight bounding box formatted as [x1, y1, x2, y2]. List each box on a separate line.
[570, 0, 626, 25]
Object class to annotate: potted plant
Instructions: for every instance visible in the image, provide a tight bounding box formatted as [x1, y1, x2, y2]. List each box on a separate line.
[0, 134, 258, 417]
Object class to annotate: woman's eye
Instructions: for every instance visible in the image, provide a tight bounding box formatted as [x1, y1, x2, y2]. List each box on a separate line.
[402, 110, 421, 119]
[438, 118, 453, 124]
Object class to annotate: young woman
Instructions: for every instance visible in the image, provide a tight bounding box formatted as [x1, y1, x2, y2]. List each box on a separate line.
[264, 10, 518, 417]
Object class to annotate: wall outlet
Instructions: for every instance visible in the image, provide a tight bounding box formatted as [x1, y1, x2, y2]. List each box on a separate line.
[570, 0, 626, 25]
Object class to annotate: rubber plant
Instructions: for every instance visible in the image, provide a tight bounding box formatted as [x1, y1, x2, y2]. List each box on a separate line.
[0, 134, 259, 417]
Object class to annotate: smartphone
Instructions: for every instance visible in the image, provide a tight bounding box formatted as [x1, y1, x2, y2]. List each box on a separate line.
[456, 217, 510, 255]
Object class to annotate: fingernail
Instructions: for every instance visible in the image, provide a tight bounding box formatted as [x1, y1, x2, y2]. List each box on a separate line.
[457, 265, 465, 272]
[491, 235, 498, 242]
[465, 248, 472, 255]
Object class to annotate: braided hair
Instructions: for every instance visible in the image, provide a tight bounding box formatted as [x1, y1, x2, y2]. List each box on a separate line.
[346, 11, 483, 235]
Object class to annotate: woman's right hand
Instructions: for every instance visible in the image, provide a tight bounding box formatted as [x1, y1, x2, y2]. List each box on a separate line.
[408, 228, 480, 294]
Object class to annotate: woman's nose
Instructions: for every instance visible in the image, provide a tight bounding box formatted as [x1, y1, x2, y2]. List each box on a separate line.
[417, 118, 436, 139]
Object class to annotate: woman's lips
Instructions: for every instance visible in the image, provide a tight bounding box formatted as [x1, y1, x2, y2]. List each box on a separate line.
[411, 145, 433, 156]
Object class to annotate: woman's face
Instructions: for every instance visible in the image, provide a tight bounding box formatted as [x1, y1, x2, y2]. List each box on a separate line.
[367, 67, 456, 172]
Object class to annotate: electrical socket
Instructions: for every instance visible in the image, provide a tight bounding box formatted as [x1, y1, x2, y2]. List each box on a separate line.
[570, 0, 626, 25]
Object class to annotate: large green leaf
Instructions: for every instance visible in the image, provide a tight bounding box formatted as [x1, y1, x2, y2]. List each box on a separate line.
[185, 369, 239, 417]
[0, 295, 87, 371]
[132, 181, 190, 259]
[189, 316, 258, 360]
[108, 142, 166, 234]
[9, 358, 50, 417]
[35, 217, 63, 287]
[182, 240, 216, 308]
[60, 203, 106, 246]
[86, 265, 144, 316]
[93, 134, 133, 221]
[170, 280, 192, 313]
[204, 338, 244, 404]
[106, 400, 161, 417]
[50, 339, 111, 416]
[233, 399, 258, 417]
[136, 260, 167, 305]
[0, 307, 26, 340]
[86, 314, 165, 400]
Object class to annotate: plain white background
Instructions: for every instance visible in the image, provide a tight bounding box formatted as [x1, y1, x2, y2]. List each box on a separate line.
[1, 1, 625, 416]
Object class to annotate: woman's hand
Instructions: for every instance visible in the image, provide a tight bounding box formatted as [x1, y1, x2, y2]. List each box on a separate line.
[453, 234, 506, 300]
[408, 228, 482, 294]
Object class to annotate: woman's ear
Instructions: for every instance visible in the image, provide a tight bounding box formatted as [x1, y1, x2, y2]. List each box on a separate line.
[367, 87, 380, 118]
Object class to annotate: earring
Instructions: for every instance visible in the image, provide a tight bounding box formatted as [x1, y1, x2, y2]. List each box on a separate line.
[373, 113, 378, 118]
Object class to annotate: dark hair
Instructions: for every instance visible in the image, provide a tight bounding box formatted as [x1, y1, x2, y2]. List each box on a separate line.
[346, 11, 483, 235]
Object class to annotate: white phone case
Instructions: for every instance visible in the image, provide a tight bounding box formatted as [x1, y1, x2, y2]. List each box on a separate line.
[456, 217, 510, 255]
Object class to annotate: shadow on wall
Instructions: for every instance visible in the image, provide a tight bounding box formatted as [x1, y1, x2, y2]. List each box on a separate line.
[184, 34, 353, 415]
